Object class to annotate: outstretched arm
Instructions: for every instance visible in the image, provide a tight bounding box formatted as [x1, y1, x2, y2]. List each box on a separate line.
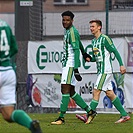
[105, 38, 126, 74]
[79, 40, 92, 61]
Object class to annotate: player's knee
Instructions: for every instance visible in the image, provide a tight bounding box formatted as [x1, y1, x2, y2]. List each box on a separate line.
[61, 89, 70, 94]
[106, 90, 115, 99]
[61, 84, 71, 94]
[93, 89, 100, 96]
[70, 90, 76, 97]
[3, 115, 13, 122]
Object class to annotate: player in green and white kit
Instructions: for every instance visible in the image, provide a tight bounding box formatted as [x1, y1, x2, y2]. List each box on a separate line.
[51, 11, 92, 125]
[76, 19, 130, 124]
[0, 19, 42, 133]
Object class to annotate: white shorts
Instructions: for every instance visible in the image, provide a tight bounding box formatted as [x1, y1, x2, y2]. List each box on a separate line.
[94, 73, 113, 91]
[61, 67, 77, 86]
[0, 69, 16, 106]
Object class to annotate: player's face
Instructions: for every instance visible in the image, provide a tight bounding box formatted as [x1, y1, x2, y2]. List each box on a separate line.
[62, 16, 73, 29]
[90, 22, 101, 35]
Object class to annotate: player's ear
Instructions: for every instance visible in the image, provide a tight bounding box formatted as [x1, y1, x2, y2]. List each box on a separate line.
[98, 26, 102, 31]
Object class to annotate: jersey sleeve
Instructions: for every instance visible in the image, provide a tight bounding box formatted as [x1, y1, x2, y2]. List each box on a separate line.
[79, 40, 86, 54]
[104, 37, 123, 66]
[89, 42, 96, 62]
[69, 28, 80, 69]
[9, 28, 18, 57]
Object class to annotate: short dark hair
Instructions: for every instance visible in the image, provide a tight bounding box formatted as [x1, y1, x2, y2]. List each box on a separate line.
[89, 20, 102, 27]
[61, 10, 74, 19]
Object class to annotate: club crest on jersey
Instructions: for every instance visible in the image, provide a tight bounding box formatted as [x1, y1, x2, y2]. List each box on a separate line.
[93, 47, 99, 55]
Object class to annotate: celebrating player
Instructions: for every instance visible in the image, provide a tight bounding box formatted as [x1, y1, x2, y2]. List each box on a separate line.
[76, 19, 130, 124]
[0, 19, 43, 133]
[51, 11, 92, 125]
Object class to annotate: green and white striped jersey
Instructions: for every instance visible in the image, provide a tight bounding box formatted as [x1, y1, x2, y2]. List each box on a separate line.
[91, 34, 123, 74]
[0, 19, 18, 68]
[62, 25, 85, 69]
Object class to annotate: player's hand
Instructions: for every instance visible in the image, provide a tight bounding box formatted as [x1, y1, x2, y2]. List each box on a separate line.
[120, 66, 126, 74]
[83, 52, 92, 62]
[74, 69, 82, 81]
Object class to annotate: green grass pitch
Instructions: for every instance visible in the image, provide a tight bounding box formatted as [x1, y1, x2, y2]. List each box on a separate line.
[0, 113, 132, 133]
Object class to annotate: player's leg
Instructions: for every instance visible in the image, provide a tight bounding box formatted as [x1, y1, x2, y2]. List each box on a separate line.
[0, 69, 42, 132]
[76, 74, 105, 124]
[85, 89, 99, 124]
[87, 74, 105, 112]
[51, 67, 73, 125]
[106, 90, 130, 123]
[70, 86, 90, 112]
[70, 86, 90, 123]
[1, 106, 32, 128]
[1, 107, 42, 133]
[75, 88, 100, 123]
[51, 84, 71, 125]
[104, 74, 130, 123]
[60, 84, 71, 118]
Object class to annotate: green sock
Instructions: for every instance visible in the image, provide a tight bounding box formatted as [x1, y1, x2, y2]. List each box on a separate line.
[11, 110, 32, 129]
[112, 97, 127, 116]
[59, 94, 70, 118]
[72, 93, 90, 112]
[90, 99, 99, 111]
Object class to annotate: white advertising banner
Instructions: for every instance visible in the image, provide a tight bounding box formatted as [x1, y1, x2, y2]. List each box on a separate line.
[27, 38, 133, 109]
[124, 74, 133, 108]
[26, 73, 132, 109]
[28, 38, 126, 74]
[28, 41, 63, 74]
[26, 74, 96, 108]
